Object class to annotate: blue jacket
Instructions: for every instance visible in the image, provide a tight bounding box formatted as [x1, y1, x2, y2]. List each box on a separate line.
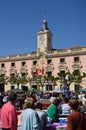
[21, 108, 41, 130]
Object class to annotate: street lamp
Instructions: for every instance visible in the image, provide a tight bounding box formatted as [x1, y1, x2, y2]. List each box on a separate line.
[41, 81, 44, 96]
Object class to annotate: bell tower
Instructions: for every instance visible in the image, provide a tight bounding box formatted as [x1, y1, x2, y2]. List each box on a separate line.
[37, 18, 53, 55]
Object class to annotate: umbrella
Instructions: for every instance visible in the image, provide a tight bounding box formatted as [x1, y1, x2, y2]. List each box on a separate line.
[28, 88, 37, 92]
[7, 88, 23, 93]
[14, 88, 24, 93]
[80, 88, 86, 92]
[7, 89, 14, 92]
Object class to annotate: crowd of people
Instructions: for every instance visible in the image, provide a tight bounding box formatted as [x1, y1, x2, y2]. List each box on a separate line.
[0, 91, 86, 130]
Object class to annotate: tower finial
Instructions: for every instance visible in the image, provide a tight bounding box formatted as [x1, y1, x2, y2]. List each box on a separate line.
[43, 9, 47, 20]
[40, 10, 50, 32]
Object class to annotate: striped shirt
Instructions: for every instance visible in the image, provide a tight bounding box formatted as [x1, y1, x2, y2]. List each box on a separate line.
[61, 103, 70, 115]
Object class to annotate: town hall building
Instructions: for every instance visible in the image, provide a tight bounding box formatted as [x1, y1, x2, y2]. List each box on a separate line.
[0, 19, 86, 92]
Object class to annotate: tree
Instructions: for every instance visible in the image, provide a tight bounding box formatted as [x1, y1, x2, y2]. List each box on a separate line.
[0, 74, 9, 84]
[9, 73, 28, 89]
[56, 70, 86, 93]
[0, 74, 9, 92]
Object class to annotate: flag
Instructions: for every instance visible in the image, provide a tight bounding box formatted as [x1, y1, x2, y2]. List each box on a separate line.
[36, 69, 38, 75]
[36, 67, 44, 75]
[42, 67, 44, 75]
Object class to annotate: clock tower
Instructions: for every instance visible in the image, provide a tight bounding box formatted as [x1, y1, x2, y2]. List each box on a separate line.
[37, 18, 53, 54]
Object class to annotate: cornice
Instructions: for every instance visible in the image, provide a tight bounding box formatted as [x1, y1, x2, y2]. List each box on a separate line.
[0, 46, 86, 62]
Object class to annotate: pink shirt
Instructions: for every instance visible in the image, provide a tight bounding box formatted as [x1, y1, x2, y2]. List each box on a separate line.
[1, 101, 17, 130]
[0, 109, 1, 128]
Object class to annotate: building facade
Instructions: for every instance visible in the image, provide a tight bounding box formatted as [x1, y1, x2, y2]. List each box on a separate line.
[0, 19, 86, 92]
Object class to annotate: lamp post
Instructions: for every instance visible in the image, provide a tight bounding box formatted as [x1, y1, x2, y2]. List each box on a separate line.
[41, 81, 44, 97]
[40, 76, 45, 98]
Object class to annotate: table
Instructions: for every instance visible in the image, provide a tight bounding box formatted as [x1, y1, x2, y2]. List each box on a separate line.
[56, 126, 67, 130]
[18, 123, 59, 130]
[18, 123, 67, 130]
[44, 123, 59, 130]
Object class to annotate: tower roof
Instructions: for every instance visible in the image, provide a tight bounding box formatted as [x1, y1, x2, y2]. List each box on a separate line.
[40, 18, 50, 32]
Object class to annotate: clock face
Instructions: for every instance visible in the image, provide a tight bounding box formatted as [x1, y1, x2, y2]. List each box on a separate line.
[39, 35, 45, 42]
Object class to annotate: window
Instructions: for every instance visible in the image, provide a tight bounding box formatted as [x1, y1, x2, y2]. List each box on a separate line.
[11, 62, 15, 67]
[33, 61, 37, 65]
[1, 63, 5, 67]
[74, 57, 79, 62]
[10, 73, 15, 80]
[1, 74, 5, 77]
[21, 73, 26, 77]
[60, 58, 65, 63]
[47, 59, 52, 64]
[74, 84, 80, 93]
[59, 70, 65, 81]
[47, 71, 52, 77]
[22, 61, 26, 66]
[60, 70, 65, 74]
[10, 73, 15, 77]
[46, 85, 52, 91]
[11, 86, 14, 90]
[21, 85, 28, 91]
[32, 71, 36, 77]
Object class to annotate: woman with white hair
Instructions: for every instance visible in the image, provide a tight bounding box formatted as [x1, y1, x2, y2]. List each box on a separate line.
[50, 97, 56, 104]
[21, 97, 41, 130]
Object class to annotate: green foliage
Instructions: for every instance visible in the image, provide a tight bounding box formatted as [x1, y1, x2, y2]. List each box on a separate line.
[56, 70, 86, 86]
[0, 74, 9, 84]
[8, 74, 28, 88]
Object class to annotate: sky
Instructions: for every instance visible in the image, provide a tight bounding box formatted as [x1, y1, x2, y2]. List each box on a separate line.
[0, 0, 86, 56]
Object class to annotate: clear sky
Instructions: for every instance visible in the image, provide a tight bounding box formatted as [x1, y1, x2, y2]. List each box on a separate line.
[0, 0, 86, 56]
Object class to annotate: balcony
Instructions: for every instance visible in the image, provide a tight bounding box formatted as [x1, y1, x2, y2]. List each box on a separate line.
[20, 67, 28, 74]
[58, 62, 67, 70]
[45, 64, 54, 71]
[72, 61, 82, 70]
[0, 67, 6, 75]
[10, 68, 17, 74]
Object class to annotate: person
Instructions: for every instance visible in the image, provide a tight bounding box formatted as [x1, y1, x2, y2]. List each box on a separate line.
[50, 96, 56, 104]
[78, 99, 85, 113]
[47, 98, 60, 122]
[1, 92, 18, 130]
[0, 92, 3, 108]
[0, 92, 3, 129]
[29, 92, 37, 102]
[21, 97, 41, 130]
[35, 102, 48, 130]
[61, 97, 70, 116]
[3, 93, 8, 104]
[67, 98, 86, 130]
